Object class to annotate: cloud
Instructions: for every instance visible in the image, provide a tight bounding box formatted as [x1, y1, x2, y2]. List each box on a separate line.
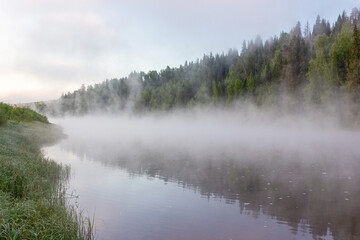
[25, 12, 116, 58]
[0, 1, 119, 102]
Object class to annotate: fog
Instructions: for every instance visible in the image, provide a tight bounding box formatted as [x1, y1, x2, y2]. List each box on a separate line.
[51, 106, 360, 164]
[46, 106, 360, 240]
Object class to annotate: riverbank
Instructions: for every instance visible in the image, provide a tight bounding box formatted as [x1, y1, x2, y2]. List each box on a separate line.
[0, 121, 93, 239]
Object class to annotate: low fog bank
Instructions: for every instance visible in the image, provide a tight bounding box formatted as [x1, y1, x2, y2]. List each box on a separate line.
[51, 105, 360, 163]
[48, 105, 360, 240]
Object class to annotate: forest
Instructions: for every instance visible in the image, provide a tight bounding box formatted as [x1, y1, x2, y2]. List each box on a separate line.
[41, 8, 360, 121]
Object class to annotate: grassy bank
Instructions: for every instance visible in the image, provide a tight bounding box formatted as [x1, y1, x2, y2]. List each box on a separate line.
[0, 102, 49, 126]
[0, 121, 93, 239]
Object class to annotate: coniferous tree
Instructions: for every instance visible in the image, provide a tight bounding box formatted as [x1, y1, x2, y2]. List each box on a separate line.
[41, 7, 360, 121]
[330, 20, 353, 84]
[345, 23, 360, 112]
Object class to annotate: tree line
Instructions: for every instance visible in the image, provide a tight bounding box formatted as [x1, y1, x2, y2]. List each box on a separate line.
[42, 7, 360, 119]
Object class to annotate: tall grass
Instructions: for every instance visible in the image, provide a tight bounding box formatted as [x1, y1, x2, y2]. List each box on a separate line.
[0, 121, 93, 239]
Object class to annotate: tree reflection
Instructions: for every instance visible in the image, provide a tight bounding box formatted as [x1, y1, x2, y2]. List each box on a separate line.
[61, 141, 360, 240]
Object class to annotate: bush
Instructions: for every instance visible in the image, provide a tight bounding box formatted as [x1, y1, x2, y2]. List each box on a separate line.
[0, 102, 49, 124]
[0, 108, 7, 126]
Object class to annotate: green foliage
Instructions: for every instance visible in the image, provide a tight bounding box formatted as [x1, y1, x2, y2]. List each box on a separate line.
[344, 23, 360, 116]
[225, 66, 245, 103]
[195, 82, 210, 104]
[330, 21, 353, 83]
[283, 34, 308, 93]
[212, 80, 219, 104]
[246, 73, 256, 94]
[270, 49, 284, 81]
[0, 108, 6, 126]
[305, 42, 333, 104]
[0, 102, 49, 124]
[0, 122, 92, 239]
[50, 51, 238, 114]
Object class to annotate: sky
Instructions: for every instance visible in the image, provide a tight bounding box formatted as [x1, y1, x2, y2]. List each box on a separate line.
[0, 0, 358, 104]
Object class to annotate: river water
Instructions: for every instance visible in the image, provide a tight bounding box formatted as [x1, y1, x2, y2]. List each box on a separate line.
[43, 113, 360, 240]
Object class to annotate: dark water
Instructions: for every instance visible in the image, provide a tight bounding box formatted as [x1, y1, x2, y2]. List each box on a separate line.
[43, 115, 360, 240]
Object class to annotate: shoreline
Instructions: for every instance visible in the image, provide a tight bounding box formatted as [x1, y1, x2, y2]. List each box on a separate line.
[0, 121, 93, 239]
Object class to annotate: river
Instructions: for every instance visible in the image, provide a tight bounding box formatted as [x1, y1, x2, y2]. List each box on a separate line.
[43, 113, 360, 240]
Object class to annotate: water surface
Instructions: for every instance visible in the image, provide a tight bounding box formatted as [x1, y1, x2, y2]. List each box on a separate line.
[43, 113, 360, 240]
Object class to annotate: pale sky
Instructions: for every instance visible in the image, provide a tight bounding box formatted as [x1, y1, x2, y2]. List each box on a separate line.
[0, 0, 358, 103]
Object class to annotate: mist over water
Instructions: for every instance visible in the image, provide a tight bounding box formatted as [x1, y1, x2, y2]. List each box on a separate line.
[47, 106, 360, 240]
[52, 106, 359, 162]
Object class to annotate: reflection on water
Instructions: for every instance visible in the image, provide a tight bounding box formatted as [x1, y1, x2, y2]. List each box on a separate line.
[44, 138, 360, 240]
[44, 113, 360, 240]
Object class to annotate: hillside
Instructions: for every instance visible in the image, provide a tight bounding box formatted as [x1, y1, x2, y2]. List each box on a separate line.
[40, 8, 360, 121]
[0, 102, 49, 126]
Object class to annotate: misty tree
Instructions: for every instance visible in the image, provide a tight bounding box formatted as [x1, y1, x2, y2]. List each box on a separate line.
[304, 45, 332, 104]
[312, 15, 331, 37]
[291, 21, 302, 37]
[344, 23, 360, 114]
[282, 29, 308, 94]
[332, 11, 348, 36]
[330, 20, 353, 84]
[42, 7, 360, 122]
[246, 73, 255, 95]
[304, 21, 311, 41]
[270, 49, 284, 81]
[195, 82, 210, 104]
[212, 80, 219, 105]
[241, 40, 247, 57]
[350, 7, 360, 25]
